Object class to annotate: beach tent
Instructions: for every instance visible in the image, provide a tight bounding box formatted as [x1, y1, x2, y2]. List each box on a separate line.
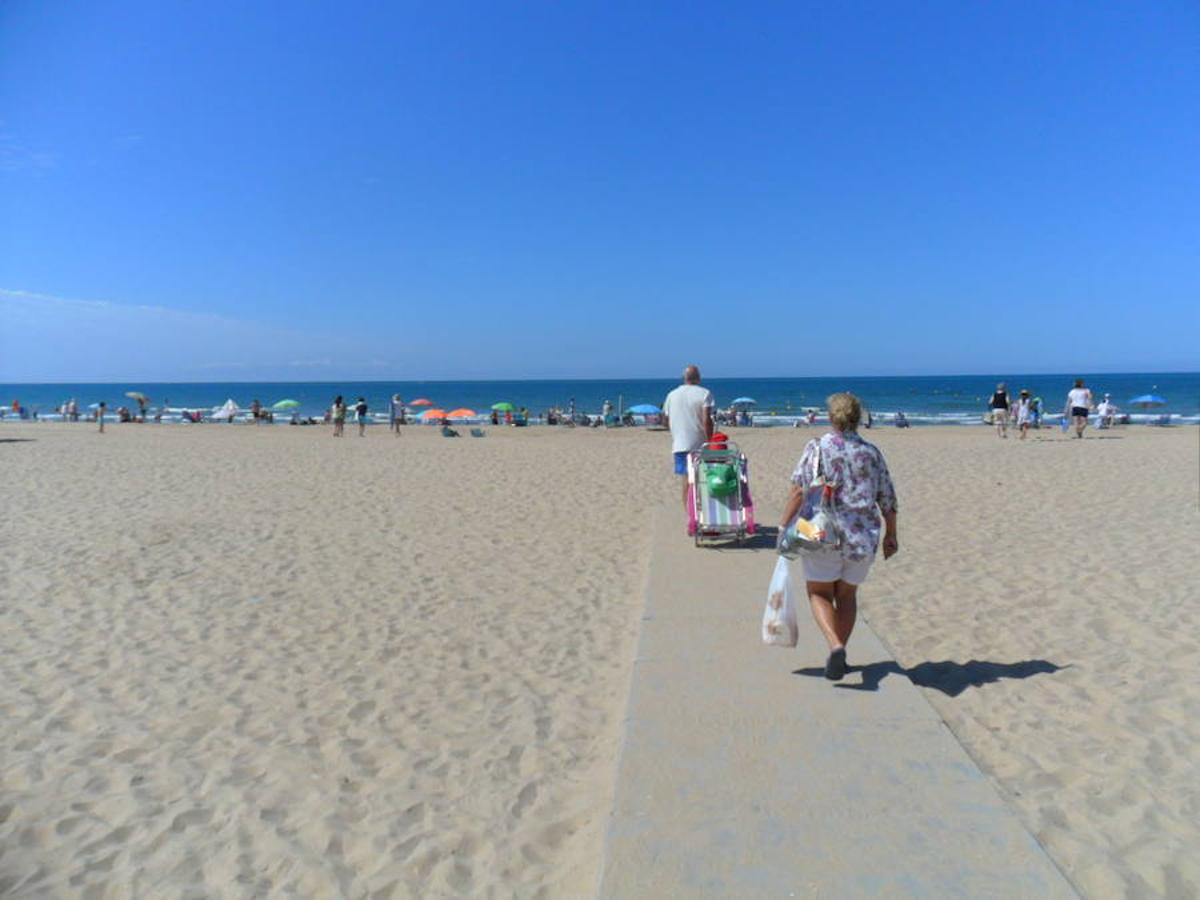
[211, 399, 241, 420]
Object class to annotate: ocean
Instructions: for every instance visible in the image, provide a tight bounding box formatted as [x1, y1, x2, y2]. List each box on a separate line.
[3, 373, 1197, 426]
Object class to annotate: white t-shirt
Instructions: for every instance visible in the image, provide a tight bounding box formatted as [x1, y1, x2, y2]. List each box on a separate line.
[1067, 388, 1091, 410]
[663, 384, 715, 453]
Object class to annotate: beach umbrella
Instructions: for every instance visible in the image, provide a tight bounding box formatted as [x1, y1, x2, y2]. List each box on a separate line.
[410, 398, 433, 406]
[421, 408, 448, 419]
[272, 399, 301, 409]
[1129, 394, 1167, 408]
[446, 408, 476, 419]
[491, 401, 515, 412]
[730, 397, 757, 407]
[628, 403, 662, 414]
[125, 391, 150, 403]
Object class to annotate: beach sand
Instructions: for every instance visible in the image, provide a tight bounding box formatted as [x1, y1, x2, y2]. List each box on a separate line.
[2, 421, 1197, 896]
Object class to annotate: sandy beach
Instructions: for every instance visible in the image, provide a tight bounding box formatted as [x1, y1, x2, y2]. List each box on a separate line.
[2, 421, 1197, 897]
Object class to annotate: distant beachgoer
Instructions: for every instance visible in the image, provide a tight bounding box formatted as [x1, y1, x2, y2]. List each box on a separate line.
[332, 395, 346, 437]
[778, 392, 898, 680]
[354, 397, 369, 436]
[663, 365, 715, 513]
[250, 399, 262, 422]
[390, 394, 404, 434]
[97, 402, 106, 433]
[990, 383, 1011, 438]
[1096, 393, 1118, 429]
[1016, 389, 1033, 439]
[895, 411, 910, 428]
[1066, 379, 1092, 439]
[491, 409, 499, 426]
[806, 409, 817, 426]
[1030, 396, 1042, 428]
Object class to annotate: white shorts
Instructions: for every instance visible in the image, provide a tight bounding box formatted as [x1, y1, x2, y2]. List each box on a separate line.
[800, 550, 873, 585]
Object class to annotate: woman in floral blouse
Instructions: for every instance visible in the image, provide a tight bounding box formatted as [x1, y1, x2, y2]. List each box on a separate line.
[778, 392, 899, 680]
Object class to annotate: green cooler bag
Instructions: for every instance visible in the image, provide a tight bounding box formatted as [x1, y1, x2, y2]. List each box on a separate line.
[706, 463, 739, 497]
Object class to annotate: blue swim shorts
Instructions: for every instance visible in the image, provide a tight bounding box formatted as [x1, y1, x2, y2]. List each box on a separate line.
[673, 451, 689, 475]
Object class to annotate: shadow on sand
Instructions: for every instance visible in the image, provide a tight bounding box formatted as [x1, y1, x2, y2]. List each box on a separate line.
[702, 525, 778, 551]
[793, 658, 1067, 696]
[0, 438, 37, 444]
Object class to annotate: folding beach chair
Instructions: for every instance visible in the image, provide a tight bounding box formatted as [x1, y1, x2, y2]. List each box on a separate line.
[687, 440, 756, 546]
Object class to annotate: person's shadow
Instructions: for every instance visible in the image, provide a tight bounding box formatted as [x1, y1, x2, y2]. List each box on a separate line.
[793, 659, 1066, 695]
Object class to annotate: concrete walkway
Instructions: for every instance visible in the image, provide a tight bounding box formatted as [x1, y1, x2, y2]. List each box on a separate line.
[598, 504, 1076, 898]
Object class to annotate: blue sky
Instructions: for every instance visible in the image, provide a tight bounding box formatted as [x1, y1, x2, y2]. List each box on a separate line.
[2, 0, 1197, 381]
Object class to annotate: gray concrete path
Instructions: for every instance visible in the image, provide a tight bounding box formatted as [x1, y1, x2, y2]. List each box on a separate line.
[598, 504, 1076, 899]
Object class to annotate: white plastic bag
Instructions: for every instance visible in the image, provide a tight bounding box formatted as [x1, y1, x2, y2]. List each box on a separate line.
[762, 556, 798, 648]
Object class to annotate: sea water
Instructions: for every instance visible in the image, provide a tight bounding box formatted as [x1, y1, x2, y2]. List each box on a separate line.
[3, 373, 1197, 425]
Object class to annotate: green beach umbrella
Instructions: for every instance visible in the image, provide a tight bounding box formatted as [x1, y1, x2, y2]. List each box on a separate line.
[491, 402, 516, 412]
[272, 399, 301, 409]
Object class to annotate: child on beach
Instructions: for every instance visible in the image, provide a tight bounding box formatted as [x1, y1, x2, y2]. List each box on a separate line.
[354, 397, 369, 436]
[390, 394, 404, 435]
[1016, 390, 1033, 439]
[331, 396, 346, 437]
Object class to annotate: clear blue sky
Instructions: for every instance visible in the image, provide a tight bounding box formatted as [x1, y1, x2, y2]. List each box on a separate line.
[2, 1, 1197, 381]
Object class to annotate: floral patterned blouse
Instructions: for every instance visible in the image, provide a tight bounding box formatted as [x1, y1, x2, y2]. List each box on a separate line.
[791, 430, 898, 560]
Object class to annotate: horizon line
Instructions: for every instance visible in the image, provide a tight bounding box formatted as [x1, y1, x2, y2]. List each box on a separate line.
[2, 368, 1197, 386]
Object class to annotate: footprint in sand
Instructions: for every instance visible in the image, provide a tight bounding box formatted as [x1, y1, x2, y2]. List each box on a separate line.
[170, 808, 213, 832]
[349, 700, 376, 722]
[511, 782, 538, 819]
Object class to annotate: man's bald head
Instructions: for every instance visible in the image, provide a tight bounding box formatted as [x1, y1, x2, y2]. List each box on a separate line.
[683, 365, 701, 384]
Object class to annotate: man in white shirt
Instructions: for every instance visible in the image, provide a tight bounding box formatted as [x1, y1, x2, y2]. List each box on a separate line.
[663, 365, 715, 510]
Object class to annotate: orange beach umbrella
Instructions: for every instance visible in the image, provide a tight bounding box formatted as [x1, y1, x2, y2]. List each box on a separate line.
[446, 408, 476, 419]
[410, 398, 433, 406]
[420, 408, 448, 419]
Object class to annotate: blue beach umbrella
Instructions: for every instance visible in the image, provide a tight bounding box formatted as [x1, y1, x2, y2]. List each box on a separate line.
[730, 397, 757, 406]
[1129, 394, 1167, 408]
[628, 404, 662, 414]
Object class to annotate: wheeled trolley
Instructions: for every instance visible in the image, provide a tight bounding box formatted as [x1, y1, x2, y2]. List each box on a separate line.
[686, 439, 756, 546]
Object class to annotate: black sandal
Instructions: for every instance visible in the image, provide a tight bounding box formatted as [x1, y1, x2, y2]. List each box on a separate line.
[824, 648, 847, 681]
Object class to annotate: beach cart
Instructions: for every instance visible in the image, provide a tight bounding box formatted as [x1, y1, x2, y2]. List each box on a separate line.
[687, 438, 757, 546]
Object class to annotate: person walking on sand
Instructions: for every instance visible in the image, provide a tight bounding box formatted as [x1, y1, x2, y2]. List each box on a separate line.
[663, 365, 715, 514]
[390, 394, 404, 435]
[989, 382, 1011, 438]
[778, 393, 898, 681]
[1066, 378, 1093, 439]
[97, 401, 106, 433]
[331, 395, 346, 437]
[354, 396, 369, 436]
[1016, 389, 1033, 439]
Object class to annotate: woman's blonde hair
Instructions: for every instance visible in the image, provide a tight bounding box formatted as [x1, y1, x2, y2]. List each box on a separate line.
[827, 392, 862, 431]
